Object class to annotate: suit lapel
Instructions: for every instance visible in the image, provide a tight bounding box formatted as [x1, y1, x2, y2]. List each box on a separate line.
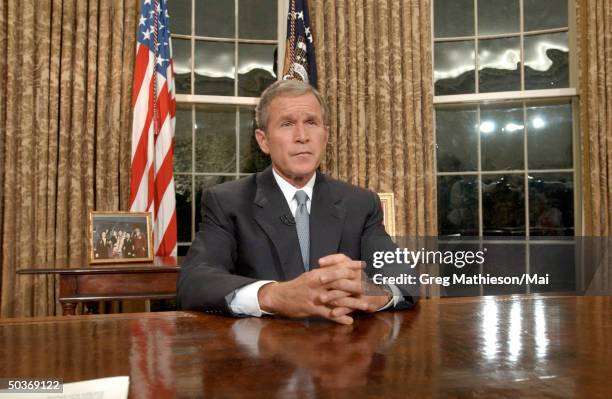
[253, 167, 304, 280]
[309, 172, 346, 269]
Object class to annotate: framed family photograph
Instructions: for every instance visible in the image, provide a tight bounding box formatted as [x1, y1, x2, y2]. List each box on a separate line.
[377, 192, 396, 237]
[88, 211, 154, 264]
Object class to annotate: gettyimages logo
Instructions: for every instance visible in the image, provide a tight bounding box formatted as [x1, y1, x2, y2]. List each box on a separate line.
[372, 248, 487, 269]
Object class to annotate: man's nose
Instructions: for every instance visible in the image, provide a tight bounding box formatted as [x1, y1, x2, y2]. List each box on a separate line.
[294, 122, 309, 142]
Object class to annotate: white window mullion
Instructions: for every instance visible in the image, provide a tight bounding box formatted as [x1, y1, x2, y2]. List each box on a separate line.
[434, 88, 577, 105]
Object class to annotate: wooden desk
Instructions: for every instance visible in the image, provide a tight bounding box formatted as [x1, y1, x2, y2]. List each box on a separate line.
[17, 258, 179, 315]
[1, 295, 610, 398]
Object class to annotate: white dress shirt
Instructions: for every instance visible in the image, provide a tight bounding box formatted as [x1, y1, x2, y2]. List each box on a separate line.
[229, 168, 399, 316]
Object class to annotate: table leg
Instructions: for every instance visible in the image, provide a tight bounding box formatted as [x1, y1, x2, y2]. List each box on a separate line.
[62, 302, 76, 316]
[83, 302, 99, 314]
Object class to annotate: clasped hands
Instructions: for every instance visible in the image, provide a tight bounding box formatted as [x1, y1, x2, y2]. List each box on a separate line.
[258, 254, 392, 324]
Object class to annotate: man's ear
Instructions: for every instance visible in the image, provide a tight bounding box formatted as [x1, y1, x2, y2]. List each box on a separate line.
[255, 129, 270, 154]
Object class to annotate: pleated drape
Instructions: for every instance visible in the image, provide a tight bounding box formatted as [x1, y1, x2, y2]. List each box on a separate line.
[577, 0, 612, 235]
[0, 0, 137, 317]
[310, 0, 437, 236]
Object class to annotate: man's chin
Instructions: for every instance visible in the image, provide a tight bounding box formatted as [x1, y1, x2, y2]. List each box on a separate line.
[288, 170, 316, 181]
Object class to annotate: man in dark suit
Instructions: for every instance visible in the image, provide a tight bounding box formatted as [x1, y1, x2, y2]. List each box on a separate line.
[178, 80, 417, 324]
[95, 231, 112, 259]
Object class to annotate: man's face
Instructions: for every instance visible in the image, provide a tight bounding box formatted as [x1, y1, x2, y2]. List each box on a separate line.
[255, 93, 328, 187]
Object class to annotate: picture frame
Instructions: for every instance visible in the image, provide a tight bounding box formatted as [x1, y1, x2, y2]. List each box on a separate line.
[377, 192, 396, 237]
[88, 211, 154, 264]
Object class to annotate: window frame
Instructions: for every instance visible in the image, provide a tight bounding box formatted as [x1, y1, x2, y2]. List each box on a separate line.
[172, 0, 288, 252]
[431, 0, 581, 238]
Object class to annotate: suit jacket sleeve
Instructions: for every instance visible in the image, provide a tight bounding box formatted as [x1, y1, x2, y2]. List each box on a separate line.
[177, 188, 258, 314]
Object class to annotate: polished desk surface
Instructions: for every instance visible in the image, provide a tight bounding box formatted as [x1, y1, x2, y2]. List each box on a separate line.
[1, 295, 611, 398]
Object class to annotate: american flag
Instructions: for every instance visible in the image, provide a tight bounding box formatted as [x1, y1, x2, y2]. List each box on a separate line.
[282, 0, 317, 87]
[129, 0, 177, 256]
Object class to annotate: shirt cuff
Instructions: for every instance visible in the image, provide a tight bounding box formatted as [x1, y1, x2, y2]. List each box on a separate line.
[229, 280, 276, 317]
[376, 283, 403, 311]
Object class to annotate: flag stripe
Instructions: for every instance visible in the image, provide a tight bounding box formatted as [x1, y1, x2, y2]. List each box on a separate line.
[129, 79, 154, 206]
[130, 0, 177, 257]
[156, 208, 177, 256]
[154, 81, 171, 138]
[154, 141, 174, 217]
[132, 45, 149, 108]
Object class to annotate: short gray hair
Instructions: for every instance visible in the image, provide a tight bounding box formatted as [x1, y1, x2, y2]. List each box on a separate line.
[255, 80, 329, 132]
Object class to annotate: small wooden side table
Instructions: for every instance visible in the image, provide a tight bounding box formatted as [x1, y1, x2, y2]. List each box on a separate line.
[17, 257, 180, 315]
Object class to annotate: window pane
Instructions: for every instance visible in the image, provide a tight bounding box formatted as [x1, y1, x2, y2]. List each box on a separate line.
[175, 174, 192, 243]
[480, 104, 524, 171]
[529, 173, 574, 236]
[478, 0, 519, 35]
[434, 40, 475, 95]
[238, 43, 277, 97]
[529, 243, 575, 293]
[437, 175, 478, 236]
[195, 105, 236, 173]
[169, 0, 191, 35]
[178, 245, 190, 256]
[239, 0, 278, 40]
[482, 244, 525, 295]
[478, 37, 521, 93]
[195, 41, 235, 96]
[195, 176, 236, 229]
[433, 0, 474, 38]
[173, 38, 191, 94]
[482, 174, 525, 235]
[435, 106, 478, 172]
[195, 0, 234, 38]
[524, 32, 569, 90]
[239, 108, 270, 173]
[524, 0, 568, 31]
[527, 102, 572, 169]
[174, 105, 192, 173]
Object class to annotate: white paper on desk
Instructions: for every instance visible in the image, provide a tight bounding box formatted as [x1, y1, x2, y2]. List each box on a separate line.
[0, 376, 129, 399]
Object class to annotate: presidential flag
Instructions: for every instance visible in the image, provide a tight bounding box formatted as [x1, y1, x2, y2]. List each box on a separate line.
[282, 0, 317, 87]
[129, 0, 177, 256]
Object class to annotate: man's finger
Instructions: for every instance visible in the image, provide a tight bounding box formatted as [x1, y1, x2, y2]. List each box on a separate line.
[330, 306, 354, 318]
[319, 259, 365, 271]
[312, 304, 353, 325]
[324, 278, 363, 295]
[318, 253, 351, 267]
[318, 289, 352, 304]
[330, 315, 354, 325]
[318, 267, 358, 284]
[329, 296, 369, 312]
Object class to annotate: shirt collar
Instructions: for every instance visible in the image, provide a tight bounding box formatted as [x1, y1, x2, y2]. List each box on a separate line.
[272, 167, 316, 205]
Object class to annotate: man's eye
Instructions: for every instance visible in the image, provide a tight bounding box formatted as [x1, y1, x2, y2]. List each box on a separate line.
[280, 121, 293, 127]
[306, 120, 317, 125]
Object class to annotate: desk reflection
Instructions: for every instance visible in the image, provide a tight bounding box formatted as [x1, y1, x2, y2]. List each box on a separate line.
[233, 314, 397, 390]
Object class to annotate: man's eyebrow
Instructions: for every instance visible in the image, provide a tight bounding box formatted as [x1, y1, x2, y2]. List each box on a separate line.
[303, 113, 322, 120]
[275, 112, 322, 123]
[276, 114, 295, 122]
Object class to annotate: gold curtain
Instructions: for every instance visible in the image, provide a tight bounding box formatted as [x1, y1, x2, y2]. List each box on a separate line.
[0, 0, 137, 318]
[309, 0, 436, 236]
[577, 0, 612, 235]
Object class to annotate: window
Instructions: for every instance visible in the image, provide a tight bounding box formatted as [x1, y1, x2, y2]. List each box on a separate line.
[170, 0, 284, 254]
[433, 0, 577, 237]
[434, 0, 571, 97]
